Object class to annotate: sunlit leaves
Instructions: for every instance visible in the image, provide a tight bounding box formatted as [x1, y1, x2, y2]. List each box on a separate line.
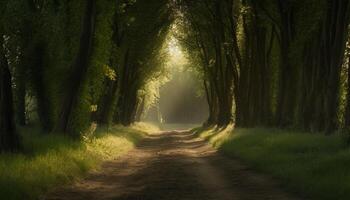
[240, 5, 252, 16]
[103, 65, 117, 81]
[209, 59, 215, 67]
[90, 105, 98, 112]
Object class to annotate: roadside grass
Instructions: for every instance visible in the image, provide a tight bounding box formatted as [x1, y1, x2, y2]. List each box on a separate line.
[0, 122, 155, 200]
[194, 126, 350, 200]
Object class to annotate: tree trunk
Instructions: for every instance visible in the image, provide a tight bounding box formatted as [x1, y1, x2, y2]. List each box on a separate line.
[323, 0, 350, 134]
[345, 41, 350, 127]
[0, 38, 20, 152]
[97, 79, 118, 125]
[29, 43, 54, 131]
[15, 69, 26, 126]
[55, 0, 96, 135]
[275, 0, 296, 127]
[135, 96, 145, 122]
[236, 10, 251, 127]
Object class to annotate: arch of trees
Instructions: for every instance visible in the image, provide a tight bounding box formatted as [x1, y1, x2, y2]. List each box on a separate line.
[1, 0, 350, 152]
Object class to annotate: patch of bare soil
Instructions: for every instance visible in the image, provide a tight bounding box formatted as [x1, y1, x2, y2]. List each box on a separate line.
[44, 131, 302, 200]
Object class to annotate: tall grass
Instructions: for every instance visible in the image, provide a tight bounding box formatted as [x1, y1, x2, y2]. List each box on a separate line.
[0, 123, 155, 200]
[195, 127, 350, 200]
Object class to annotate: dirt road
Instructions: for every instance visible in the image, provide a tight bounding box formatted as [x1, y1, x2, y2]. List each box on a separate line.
[44, 131, 302, 200]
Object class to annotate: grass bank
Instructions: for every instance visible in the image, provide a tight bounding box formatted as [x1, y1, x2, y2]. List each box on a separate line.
[194, 126, 350, 200]
[0, 123, 157, 200]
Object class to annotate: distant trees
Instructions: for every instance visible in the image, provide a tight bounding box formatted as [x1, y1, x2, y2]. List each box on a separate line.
[177, 0, 235, 126]
[111, 0, 173, 125]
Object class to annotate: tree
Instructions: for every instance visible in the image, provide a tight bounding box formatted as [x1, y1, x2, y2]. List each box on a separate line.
[55, 0, 97, 135]
[0, 34, 20, 152]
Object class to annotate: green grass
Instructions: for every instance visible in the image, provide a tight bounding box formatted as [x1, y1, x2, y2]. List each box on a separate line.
[0, 122, 156, 200]
[194, 126, 350, 200]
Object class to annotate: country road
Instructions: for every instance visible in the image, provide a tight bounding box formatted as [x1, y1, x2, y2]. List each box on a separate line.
[44, 131, 302, 200]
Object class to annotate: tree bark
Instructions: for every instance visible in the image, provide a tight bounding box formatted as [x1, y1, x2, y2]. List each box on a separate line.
[275, 0, 296, 127]
[345, 41, 350, 127]
[29, 42, 54, 131]
[97, 79, 118, 124]
[15, 67, 26, 126]
[55, 0, 96, 135]
[323, 0, 350, 134]
[0, 37, 20, 152]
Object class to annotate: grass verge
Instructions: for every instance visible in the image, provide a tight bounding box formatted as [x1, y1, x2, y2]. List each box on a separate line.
[194, 126, 350, 200]
[0, 122, 157, 200]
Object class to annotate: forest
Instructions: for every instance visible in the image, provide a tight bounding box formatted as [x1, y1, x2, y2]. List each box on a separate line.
[1, 0, 350, 200]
